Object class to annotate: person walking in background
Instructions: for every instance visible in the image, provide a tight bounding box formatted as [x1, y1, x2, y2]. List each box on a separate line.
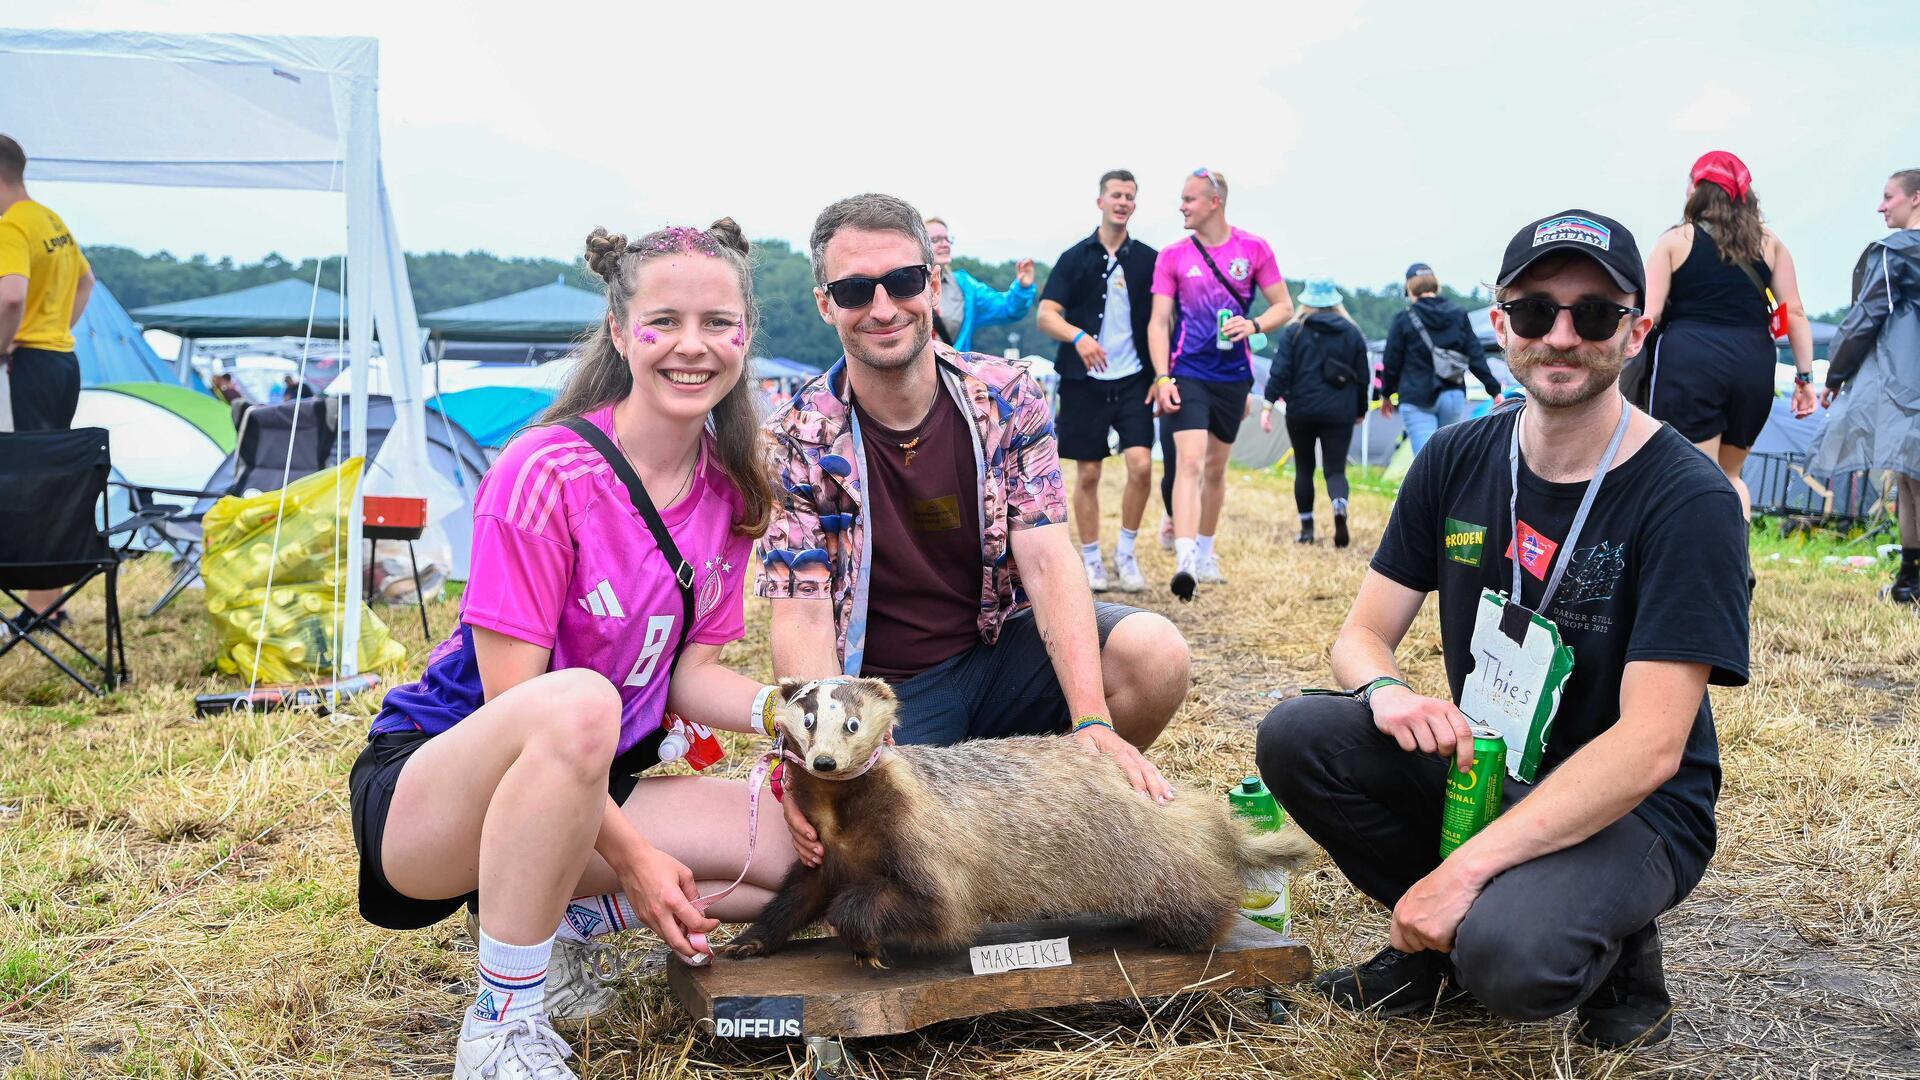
[1381, 262, 1502, 454]
[924, 215, 1035, 352]
[1147, 168, 1291, 600]
[1037, 169, 1159, 592]
[1807, 168, 1920, 605]
[1261, 279, 1369, 547]
[1642, 151, 1817, 519]
[0, 134, 96, 632]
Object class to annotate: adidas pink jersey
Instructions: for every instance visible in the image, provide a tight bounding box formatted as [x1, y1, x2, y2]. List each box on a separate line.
[372, 406, 752, 754]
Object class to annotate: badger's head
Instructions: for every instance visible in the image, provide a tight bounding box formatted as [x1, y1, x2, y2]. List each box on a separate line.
[775, 677, 896, 778]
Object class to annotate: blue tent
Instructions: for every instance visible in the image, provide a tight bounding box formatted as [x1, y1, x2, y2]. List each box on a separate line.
[421, 276, 603, 342]
[73, 280, 201, 389]
[131, 279, 347, 337]
[428, 385, 555, 449]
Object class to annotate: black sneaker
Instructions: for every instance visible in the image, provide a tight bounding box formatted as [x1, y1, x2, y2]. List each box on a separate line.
[1333, 513, 1351, 549]
[10, 609, 72, 635]
[1574, 924, 1674, 1049]
[1170, 551, 1197, 602]
[1312, 945, 1465, 1017]
[1890, 555, 1919, 605]
[1295, 519, 1315, 545]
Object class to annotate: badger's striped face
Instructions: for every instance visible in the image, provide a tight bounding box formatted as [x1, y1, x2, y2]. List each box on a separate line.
[774, 677, 896, 778]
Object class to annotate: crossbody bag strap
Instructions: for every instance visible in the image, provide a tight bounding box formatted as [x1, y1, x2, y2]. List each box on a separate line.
[1407, 308, 1439, 351]
[1190, 235, 1256, 314]
[559, 418, 697, 639]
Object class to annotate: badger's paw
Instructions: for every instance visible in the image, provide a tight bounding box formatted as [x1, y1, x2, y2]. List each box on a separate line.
[852, 951, 890, 971]
[720, 936, 773, 960]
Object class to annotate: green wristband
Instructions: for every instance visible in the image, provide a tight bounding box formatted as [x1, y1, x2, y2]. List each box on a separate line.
[1358, 676, 1408, 704]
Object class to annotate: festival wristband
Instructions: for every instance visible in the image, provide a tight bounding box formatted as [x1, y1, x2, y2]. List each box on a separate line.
[1358, 676, 1409, 703]
[1072, 330, 1086, 345]
[1794, 370, 1813, 386]
[1153, 375, 1173, 386]
[1073, 716, 1115, 734]
[752, 684, 780, 738]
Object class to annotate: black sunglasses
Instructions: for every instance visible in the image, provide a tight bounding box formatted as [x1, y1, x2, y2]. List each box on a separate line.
[822, 264, 931, 309]
[1496, 298, 1642, 341]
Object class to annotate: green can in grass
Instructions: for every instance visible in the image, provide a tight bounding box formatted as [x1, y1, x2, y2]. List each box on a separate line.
[1229, 776, 1291, 935]
[1440, 726, 1507, 858]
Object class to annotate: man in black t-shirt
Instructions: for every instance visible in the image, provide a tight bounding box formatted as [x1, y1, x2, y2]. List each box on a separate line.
[1256, 210, 1749, 1049]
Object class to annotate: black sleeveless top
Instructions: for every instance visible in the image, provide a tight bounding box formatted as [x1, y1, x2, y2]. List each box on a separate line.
[1665, 225, 1772, 327]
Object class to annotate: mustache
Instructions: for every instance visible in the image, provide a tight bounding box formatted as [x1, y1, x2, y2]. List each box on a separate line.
[857, 314, 917, 334]
[1512, 344, 1603, 367]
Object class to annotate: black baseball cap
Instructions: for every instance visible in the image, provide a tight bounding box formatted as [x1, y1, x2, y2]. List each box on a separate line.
[1404, 262, 1433, 279]
[1497, 210, 1643, 299]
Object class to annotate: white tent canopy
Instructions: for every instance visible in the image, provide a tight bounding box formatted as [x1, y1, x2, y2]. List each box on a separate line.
[0, 28, 459, 675]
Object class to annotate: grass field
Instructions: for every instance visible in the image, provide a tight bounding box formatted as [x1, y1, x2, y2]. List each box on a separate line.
[2, 464, 1917, 1079]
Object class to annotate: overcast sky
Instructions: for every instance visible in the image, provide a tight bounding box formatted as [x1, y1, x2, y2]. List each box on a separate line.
[16, 0, 1917, 313]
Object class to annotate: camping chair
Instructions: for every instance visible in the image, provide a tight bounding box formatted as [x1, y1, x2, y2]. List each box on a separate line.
[0, 428, 173, 695]
[133, 397, 339, 615]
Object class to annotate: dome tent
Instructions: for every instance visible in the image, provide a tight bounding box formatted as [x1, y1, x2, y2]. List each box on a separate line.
[72, 280, 197, 388]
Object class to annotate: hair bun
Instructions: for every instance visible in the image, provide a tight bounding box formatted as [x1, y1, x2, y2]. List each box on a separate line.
[708, 217, 750, 257]
[585, 227, 629, 281]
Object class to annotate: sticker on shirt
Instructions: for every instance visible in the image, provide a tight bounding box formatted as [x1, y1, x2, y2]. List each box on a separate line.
[1227, 257, 1251, 281]
[697, 554, 735, 621]
[1504, 520, 1559, 582]
[1559, 540, 1625, 606]
[911, 495, 963, 532]
[1444, 517, 1487, 567]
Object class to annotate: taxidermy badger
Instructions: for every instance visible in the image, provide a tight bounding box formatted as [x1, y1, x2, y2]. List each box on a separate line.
[723, 678, 1315, 968]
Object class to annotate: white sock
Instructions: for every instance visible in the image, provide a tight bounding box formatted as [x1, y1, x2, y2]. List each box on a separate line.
[1333, 498, 1349, 515]
[1081, 541, 1103, 567]
[1116, 528, 1138, 560]
[464, 930, 552, 1038]
[556, 894, 638, 942]
[1174, 537, 1196, 565]
[1197, 534, 1216, 559]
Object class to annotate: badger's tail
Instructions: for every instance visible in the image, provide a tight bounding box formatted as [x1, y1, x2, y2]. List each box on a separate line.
[1234, 822, 1318, 873]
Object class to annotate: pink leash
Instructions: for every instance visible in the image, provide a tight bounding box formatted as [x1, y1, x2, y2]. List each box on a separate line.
[677, 735, 885, 964]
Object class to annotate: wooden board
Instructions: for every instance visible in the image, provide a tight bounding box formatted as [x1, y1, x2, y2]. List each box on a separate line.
[668, 915, 1312, 1039]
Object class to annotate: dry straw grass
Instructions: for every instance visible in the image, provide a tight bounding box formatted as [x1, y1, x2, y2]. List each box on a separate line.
[2, 465, 1917, 1078]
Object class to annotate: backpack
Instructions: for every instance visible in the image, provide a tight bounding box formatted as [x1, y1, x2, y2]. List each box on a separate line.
[1407, 308, 1473, 381]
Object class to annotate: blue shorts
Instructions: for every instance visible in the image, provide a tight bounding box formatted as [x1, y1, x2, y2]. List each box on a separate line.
[889, 602, 1143, 746]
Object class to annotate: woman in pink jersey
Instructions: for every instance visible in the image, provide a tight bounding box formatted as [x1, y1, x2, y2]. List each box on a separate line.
[348, 219, 794, 1079]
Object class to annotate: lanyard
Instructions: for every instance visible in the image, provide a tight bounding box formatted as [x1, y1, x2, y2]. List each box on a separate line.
[1507, 398, 1631, 613]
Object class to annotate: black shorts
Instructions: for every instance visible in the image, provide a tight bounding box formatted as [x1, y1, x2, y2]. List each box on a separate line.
[5, 347, 81, 431]
[890, 602, 1144, 746]
[1647, 320, 1776, 448]
[1055, 371, 1155, 461]
[349, 725, 665, 930]
[1162, 376, 1253, 444]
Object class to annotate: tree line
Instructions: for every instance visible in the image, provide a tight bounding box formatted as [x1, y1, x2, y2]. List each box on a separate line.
[89, 242, 1569, 369]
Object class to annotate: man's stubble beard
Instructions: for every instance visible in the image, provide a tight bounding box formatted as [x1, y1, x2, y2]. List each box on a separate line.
[845, 312, 933, 375]
[1507, 336, 1630, 409]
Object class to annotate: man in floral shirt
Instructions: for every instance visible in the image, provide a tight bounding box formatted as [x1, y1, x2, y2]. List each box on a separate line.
[760, 194, 1192, 860]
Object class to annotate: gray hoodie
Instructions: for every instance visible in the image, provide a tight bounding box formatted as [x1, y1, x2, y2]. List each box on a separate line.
[1807, 229, 1920, 479]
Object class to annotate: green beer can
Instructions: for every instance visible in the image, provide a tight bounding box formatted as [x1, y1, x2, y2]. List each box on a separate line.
[1439, 726, 1506, 858]
[1229, 777, 1292, 935]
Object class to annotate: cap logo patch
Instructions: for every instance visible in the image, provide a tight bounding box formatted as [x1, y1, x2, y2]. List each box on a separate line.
[1533, 215, 1611, 251]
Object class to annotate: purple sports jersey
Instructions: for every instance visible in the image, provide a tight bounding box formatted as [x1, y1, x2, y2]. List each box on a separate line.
[371, 405, 752, 755]
[1150, 228, 1284, 382]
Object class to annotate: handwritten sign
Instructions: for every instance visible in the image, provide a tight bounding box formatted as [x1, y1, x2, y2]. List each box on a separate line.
[969, 937, 1072, 976]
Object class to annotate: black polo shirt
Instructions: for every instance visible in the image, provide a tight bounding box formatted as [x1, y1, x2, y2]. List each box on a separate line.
[1039, 229, 1158, 381]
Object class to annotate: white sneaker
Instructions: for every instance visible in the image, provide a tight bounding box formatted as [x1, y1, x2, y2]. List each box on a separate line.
[1114, 553, 1146, 592]
[1084, 558, 1110, 592]
[1196, 552, 1226, 584]
[454, 1016, 576, 1080]
[467, 911, 621, 1025]
[1170, 551, 1197, 602]
[1158, 518, 1174, 551]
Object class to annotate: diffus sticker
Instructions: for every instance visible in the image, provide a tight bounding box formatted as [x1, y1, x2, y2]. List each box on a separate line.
[712, 995, 804, 1039]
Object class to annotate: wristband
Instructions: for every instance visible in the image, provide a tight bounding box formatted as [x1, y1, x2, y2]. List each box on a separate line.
[752, 684, 780, 738]
[1357, 676, 1408, 704]
[1793, 370, 1813, 386]
[1153, 375, 1173, 386]
[1072, 330, 1086, 345]
[1072, 716, 1115, 734]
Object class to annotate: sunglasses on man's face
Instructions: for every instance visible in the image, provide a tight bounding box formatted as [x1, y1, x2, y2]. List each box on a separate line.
[822, 264, 932, 309]
[1496, 298, 1642, 341]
